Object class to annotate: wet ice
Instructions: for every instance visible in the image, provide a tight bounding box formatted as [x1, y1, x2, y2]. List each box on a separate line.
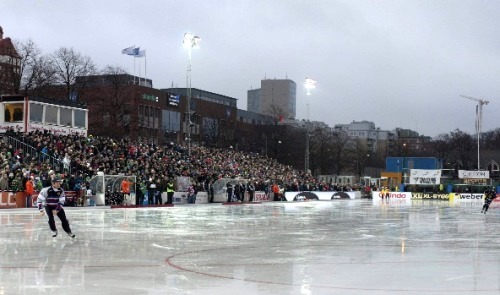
[0, 200, 499, 295]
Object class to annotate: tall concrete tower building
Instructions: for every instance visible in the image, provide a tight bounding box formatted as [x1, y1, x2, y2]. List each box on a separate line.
[247, 78, 296, 119]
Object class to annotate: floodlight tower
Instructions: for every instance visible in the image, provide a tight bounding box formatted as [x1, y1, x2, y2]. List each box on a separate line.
[183, 33, 201, 156]
[304, 78, 317, 120]
[304, 77, 316, 173]
[460, 94, 490, 170]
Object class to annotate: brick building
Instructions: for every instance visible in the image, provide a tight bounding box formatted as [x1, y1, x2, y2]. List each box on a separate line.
[0, 26, 21, 95]
[75, 74, 165, 143]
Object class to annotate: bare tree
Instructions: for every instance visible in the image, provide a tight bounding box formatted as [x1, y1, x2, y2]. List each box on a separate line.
[431, 133, 453, 165]
[51, 47, 96, 100]
[202, 117, 219, 148]
[449, 129, 475, 169]
[218, 119, 236, 149]
[87, 65, 134, 139]
[350, 139, 371, 177]
[14, 39, 57, 96]
[264, 104, 286, 124]
[482, 128, 500, 150]
[100, 65, 130, 102]
[329, 131, 355, 175]
[309, 127, 337, 175]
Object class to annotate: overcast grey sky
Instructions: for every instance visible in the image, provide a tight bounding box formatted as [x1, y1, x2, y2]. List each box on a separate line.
[3, 0, 500, 137]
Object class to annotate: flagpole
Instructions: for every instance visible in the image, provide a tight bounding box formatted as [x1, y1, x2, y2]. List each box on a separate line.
[138, 56, 142, 86]
[133, 45, 136, 85]
[122, 45, 142, 85]
[144, 51, 147, 86]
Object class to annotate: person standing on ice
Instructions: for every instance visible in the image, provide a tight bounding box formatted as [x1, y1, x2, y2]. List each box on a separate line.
[226, 182, 234, 203]
[481, 187, 496, 214]
[37, 176, 75, 238]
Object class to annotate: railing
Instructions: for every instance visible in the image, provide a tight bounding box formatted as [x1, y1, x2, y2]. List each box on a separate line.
[2, 135, 71, 175]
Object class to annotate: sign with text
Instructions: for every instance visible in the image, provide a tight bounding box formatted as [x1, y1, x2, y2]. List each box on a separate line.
[168, 94, 179, 107]
[458, 170, 489, 179]
[409, 169, 441, 184]
[411, 192, 450, 200]
[253, 191, 271, 202]
[463, 178, 488, 185]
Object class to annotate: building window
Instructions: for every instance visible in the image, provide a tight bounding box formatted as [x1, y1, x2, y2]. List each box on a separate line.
[74, 110, 86, 128]
[60, 108, 72, 126]
[45, 105, 58, 124]
[4, 103, 23, 122]
[29, 103, 43, 122]
[103, 112, 111, 127]
[162, 110, 180, 132]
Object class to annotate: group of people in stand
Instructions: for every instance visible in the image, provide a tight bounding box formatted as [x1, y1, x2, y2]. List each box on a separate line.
[225, 180, 256, 203]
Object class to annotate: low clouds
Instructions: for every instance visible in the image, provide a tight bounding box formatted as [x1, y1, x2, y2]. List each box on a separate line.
[4, 0, 500, 137]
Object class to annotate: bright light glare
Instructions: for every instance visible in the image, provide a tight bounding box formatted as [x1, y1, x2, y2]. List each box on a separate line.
[183, 33, 201, 49]
[304, 78, 316, 89]
[304, 78, 316, 95]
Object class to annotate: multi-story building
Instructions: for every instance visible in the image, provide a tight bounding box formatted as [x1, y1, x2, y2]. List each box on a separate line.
[163, 88, 238, 147]
[395, 128, 432, 155]
[0, 26, 21, 95]
[334, 120, 397, 154]
[247, 88, 260, 114]
[71, 74, 165, 143]
[247, 78, 296, 119]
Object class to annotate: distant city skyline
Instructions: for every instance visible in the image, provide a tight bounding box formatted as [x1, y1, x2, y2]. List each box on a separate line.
[3, 1, 500, 137]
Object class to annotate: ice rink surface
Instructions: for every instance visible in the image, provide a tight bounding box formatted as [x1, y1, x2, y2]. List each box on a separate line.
[0, 199, 499, 295]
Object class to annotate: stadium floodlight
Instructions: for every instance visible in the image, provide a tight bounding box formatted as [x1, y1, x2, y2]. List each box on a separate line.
[183, 33, 201, 52]
[303, 77, 316, 174]
[183, 33, 201, 157]
[304, 78, 316, 96]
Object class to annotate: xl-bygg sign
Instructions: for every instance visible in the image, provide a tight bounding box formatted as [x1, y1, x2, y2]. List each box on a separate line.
[411, 193, 449, 200]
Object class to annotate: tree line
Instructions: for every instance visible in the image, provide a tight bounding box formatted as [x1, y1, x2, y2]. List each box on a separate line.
[5, 39, 500, 176]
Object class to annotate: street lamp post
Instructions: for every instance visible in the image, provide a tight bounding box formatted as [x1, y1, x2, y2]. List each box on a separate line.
[304, 78, 316, 173]
[304, 78, 316, 121]
[263, 133, 268, 157]
[402, 143, 407, 184]
[183, 33, 201, 157]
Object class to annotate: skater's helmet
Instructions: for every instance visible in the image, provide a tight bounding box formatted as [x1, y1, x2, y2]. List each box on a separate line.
[52, 175, 63, 183]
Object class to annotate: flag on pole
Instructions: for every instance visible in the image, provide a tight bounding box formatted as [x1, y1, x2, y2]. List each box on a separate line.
[121, 46, 137, 55]
[135, 50, 146, 58]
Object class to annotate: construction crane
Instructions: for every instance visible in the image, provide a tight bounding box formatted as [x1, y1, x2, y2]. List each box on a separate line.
[460, 95, 490, 170]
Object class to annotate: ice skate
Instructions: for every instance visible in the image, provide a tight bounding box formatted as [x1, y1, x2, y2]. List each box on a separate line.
[52, 230, 58, 238]
[67, 232, 75, 238]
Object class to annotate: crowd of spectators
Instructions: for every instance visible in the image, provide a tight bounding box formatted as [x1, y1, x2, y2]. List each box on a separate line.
[0, 129, 358, 201]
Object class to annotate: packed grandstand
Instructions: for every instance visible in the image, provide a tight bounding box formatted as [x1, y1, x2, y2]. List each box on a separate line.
[0, 128, 362, 206]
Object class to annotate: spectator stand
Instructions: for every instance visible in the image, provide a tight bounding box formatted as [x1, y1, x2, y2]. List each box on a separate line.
[4, 135, 70, 175]
[212, 178, 262, 204]
[88, 172, 136, 207]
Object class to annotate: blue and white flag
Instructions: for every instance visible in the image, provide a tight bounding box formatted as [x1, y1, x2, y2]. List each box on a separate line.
[121, 46, 135, 55]
[135, 50, 146, 58]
